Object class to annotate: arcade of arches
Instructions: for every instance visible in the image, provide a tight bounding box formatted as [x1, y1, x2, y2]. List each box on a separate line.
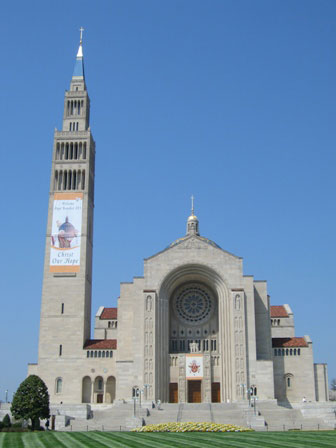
[82, 376, 116, 404]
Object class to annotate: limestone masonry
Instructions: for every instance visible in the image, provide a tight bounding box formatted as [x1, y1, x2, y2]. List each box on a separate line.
[28, 37, 328, 407]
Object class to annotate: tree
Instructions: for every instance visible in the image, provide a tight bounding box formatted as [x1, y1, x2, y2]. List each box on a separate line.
[2, 414, 11, 428]
[11, 375, 50, 430]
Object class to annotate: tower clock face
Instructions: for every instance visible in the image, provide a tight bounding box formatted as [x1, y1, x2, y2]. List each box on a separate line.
[173, 283, 215, 325]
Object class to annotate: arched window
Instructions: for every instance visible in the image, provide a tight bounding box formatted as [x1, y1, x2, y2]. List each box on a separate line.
[285, 373, 293, 389]
[56, 378, 62, 394]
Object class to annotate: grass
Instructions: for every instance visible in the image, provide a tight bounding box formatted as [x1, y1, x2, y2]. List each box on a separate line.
[0, 431, 336, 447]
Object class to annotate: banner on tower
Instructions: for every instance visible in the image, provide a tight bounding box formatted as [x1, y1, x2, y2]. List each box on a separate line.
[50, 193, 83, 273]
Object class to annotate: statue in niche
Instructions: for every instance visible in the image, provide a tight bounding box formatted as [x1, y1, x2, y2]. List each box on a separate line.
[235, 294, 241, 311]
[146, 295, 152, 312]
[190, 340, 199, 353]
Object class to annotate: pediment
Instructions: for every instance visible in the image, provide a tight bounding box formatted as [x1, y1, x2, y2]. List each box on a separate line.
[145, 234, 241, 261]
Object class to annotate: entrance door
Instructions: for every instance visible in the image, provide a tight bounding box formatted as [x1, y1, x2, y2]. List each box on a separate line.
[211, 382, 220, 403]
[188, 380, 201, 403]
[169, 383, 178, 403]
[97, 393, 103, 403]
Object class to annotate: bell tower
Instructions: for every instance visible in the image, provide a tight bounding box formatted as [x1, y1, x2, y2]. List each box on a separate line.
[33, 30, 96, 390]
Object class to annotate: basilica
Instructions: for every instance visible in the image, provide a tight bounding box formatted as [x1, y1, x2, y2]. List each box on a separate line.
[28, 36, 329, 406]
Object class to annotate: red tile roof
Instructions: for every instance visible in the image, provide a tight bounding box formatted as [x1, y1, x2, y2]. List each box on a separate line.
[270, 305, 288, 318]
[272, 337, 308, 348]
[84, 339, 117, 350]
[100, 308, 118, 319]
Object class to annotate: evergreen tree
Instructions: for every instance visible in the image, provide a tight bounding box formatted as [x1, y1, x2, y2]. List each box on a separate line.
[11, 375, 50, 430]
[2, 414, 11, 428]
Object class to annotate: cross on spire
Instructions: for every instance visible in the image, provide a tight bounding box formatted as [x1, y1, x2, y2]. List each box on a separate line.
[79, 27, 84, 44]
[191, 194, 195, 215]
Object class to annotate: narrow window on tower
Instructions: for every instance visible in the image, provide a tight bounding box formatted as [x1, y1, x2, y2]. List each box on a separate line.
[61, 303, 64, 314]
[59, 345, 62, 356]
[54, 171, 58, 190]
[69, 122, 72, 131]
[82, 170, 85, 190]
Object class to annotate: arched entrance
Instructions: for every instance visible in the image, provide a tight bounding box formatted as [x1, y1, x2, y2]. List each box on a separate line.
[157, 263, 230, 403]
[94, 376, 104, 403]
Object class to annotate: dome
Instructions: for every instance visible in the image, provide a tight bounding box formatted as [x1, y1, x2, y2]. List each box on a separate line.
[187, 214, 198, 222]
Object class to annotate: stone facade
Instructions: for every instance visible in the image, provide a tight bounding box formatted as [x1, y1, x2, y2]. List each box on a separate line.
[28, 38, 328, 406]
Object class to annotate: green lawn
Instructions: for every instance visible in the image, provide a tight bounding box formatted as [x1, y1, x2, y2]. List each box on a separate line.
[1, 431, 336, 447]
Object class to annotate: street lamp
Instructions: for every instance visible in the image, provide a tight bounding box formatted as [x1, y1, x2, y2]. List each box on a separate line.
[5, 390, 8, 403]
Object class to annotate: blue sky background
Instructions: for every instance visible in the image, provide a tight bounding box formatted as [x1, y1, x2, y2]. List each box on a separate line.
[0, 0, 335, 400]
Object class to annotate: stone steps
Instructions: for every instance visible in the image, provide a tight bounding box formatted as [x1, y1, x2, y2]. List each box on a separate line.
[54, 401, 336, 431]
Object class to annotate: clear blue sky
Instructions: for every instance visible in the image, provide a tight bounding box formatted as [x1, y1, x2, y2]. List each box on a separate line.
[0, 0, 335, 400]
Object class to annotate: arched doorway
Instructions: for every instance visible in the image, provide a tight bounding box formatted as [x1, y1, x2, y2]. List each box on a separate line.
[82, 376, 91, 403]
[94, 376, 104, 403]
[105, 376, 116, 403]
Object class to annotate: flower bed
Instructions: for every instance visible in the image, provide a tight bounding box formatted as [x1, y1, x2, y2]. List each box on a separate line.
[132, 422, 253, 432]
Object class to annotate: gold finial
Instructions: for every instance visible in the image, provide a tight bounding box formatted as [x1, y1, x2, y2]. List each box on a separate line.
[191, 194, 195, 216]
[79, 27, 84, 44]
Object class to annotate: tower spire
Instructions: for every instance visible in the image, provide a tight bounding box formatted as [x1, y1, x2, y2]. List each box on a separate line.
[72, 27, 85, 80]
[191, 194, 195, 216]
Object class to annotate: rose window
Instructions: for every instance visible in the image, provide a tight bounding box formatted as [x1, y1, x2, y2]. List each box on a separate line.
[173, 283, 214, 325]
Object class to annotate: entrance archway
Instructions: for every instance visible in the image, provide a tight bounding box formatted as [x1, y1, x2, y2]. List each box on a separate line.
[94, 376, 104, 403]
[158, 263, 230, 403]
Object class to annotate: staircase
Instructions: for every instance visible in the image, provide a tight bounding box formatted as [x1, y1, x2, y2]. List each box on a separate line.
[58, 400, 336, 432]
